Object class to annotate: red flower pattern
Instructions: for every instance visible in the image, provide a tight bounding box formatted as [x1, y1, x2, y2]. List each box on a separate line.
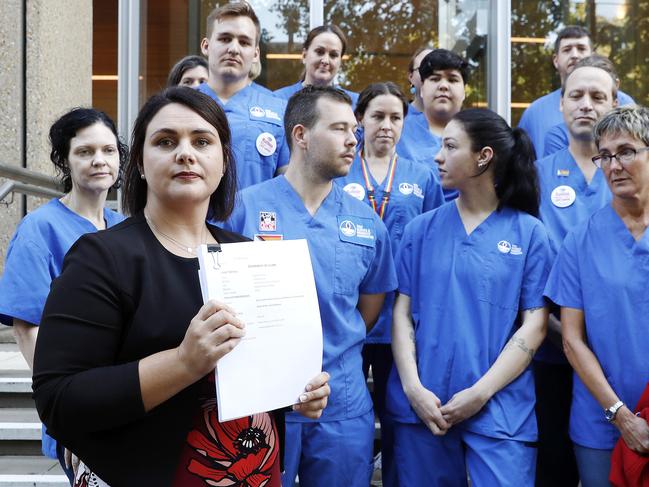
[186, 410, 278, 487]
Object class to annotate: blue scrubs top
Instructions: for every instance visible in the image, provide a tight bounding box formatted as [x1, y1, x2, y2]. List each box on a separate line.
[519, 89, 634, 159]
[273, 81, 359, 107]
[249, 81, 274, 96]
[0, 198, 124, 458]
[535, 149, 611, 363]
[196, 83, 290, 189]
[544, 204, 649, 449]
[396, 111, 457, 201]
[537, 148, 611, 257]
[336, 153, 444, 343]
[222, 175, 397, 422]
[386, 202, 552, 442]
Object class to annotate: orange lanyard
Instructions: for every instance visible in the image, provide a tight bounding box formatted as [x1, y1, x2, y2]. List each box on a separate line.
[359, 150, 398, 220]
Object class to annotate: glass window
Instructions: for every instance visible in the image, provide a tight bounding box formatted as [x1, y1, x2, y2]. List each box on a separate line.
[324, 0, 489, 106]
[511, 0, 648, 125]
[93, 0, 119, 122]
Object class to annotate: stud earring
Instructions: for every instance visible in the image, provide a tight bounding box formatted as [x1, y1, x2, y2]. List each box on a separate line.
[409, 85, 416, 95]
[140, 173, 146, 180]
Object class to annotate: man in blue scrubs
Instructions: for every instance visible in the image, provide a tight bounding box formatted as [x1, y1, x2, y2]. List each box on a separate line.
[519, 26, 633, 159]
[534, 58, 618, 487]
[396, 49, 467, 200]
[223, 86, 397, 487]
[541, 55, 634, 158]
[198, 2, 289, 189]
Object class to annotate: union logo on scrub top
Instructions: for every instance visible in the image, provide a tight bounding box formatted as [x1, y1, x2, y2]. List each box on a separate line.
[339, 220, 357, 237]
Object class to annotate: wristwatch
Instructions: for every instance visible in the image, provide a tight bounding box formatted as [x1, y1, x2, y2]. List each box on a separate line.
[604, 401, 624, 422]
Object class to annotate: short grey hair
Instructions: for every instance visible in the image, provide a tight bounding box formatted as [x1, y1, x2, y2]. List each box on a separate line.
[593, 106, 649, 149]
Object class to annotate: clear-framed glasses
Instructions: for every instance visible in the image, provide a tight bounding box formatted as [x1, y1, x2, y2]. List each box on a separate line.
[592, 146, 649, 168]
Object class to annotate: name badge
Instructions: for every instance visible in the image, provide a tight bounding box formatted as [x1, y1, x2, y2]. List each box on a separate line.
[337, 215, 376, 247]
[551, 185, 576, 208]
[343, 183, 365, 200]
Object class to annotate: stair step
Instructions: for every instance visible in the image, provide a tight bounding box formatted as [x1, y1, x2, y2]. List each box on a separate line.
[0, 455, 64, 474]
[0, 378, 32, 394]
[0, 409, 41, 441]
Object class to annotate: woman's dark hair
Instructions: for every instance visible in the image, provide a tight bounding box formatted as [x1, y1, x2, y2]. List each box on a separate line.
[121, 87, 237, 219]
[166, 55, 208, 87]
[49, 108, 128, 193]
[354, 82, 409, 121]
[453, 109, 540, 217]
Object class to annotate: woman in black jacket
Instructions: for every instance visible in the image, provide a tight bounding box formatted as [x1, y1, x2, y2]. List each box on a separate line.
[33, 87, 330, 487]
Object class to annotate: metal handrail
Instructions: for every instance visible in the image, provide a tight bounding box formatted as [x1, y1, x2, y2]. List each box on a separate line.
[0, 162, 64, 202]
[0, 181, 64, 201]
[0, 162, 63, 191]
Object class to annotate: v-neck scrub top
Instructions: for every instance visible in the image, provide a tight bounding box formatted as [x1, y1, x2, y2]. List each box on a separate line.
[223, 175, 398, 422]
[537, 148, 611, 257]
[544, 204, 649, 449]
[386, 202, 552, 441]
[535, 148, 612, 363]
[336, 153, 444, 343]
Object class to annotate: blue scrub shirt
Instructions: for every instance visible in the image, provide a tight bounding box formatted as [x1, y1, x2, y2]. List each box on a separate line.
[197, 83, 290, 189]
[222, 175, 397, 422]
[519, 89, 634, 159]
[0, 198, 124, 458]
[544, 204, 649, 449]
[537, 148, 611, 257]
[386, 202, 552, 441]
[535, 149, 611, 363]
[273, 81, 359, 107]
[336, 153, 444, 343]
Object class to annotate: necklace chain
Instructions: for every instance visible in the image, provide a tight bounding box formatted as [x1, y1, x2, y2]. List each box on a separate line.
[144, 213, 206, 254]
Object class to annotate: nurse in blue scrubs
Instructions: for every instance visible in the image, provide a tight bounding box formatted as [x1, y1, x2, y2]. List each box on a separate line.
[223, 86, 397, 487]
[0, 108, 125, 482]
[336, 81, 444, 486]
[396, 49, 468, 201]
[273, 25, 358, 106]
[198, 3, 289, 190]
[388, 108, 551, 486]
[544, 106, 649, 487]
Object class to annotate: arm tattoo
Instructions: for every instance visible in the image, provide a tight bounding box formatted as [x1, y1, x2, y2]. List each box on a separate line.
[409, 327, 417, 362]
[506, 336, 535, 362]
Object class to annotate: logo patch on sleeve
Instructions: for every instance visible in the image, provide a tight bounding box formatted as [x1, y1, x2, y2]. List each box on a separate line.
[337, 215, 376, 247]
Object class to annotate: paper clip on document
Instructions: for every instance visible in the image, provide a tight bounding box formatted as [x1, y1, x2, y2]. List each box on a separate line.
[207, 243, 222, 269]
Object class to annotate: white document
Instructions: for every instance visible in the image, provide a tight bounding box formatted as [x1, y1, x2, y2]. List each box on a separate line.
[197, 239, 323, 422]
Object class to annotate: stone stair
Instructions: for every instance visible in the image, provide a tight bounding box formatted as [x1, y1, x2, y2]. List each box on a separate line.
[0, 326, 67, 485]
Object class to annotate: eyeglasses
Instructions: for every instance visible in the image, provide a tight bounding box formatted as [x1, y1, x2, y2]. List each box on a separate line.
[592, 146, 649, 168]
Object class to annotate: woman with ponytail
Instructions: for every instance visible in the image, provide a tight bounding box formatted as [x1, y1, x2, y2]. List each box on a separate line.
[387, 108, 551, 486]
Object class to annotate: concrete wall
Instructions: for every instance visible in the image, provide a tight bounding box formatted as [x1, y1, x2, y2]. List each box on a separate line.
[0, 0, 25, 271]
[0, 0, 92, 272]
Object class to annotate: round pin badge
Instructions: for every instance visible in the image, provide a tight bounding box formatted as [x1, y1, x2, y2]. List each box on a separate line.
[343, 183, 366, 200]
[256, 132, 277, 156]
[551, 185, 576, 208]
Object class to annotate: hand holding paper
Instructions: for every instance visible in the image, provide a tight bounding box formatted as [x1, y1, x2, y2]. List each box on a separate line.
[197, 239, 324, 422]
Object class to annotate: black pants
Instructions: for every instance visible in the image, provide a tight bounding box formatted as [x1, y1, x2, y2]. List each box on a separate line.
[533, 360, 579, 487]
